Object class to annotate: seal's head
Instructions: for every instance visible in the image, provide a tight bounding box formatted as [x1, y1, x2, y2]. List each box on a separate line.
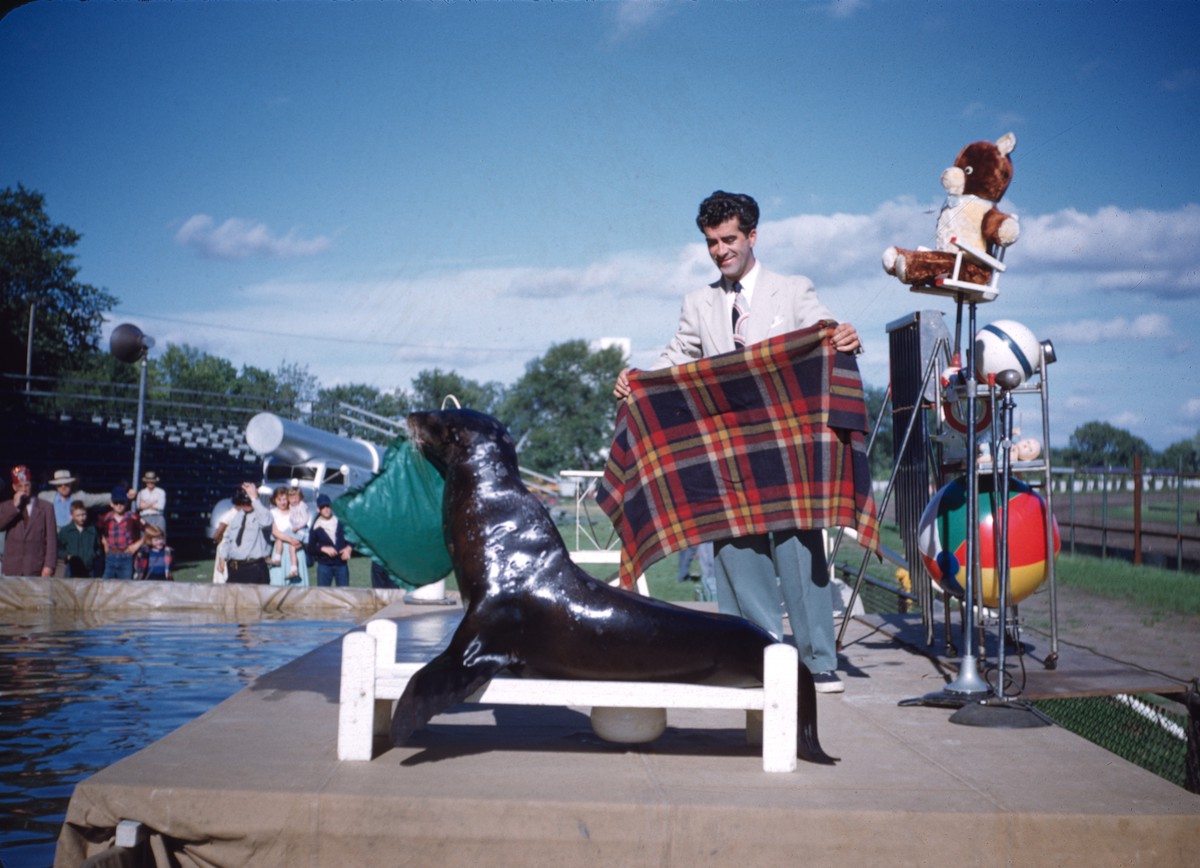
[407, 409, 519, 475]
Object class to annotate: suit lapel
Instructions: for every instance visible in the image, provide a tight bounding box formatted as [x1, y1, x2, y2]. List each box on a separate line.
[702, 280, 736, 355]
[746, 268, 782, 345]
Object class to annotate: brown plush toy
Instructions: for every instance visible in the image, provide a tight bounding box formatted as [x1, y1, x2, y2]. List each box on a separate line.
[883, 133, 1019, 289]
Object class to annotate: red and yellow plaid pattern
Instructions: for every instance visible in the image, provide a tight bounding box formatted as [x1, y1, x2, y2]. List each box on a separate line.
[597, 322, 879, 589]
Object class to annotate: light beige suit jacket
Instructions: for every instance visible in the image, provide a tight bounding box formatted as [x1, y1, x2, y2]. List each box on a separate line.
[653, 267, 836, 369]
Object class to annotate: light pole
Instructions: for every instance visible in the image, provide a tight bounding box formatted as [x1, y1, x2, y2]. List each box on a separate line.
[25, 297, 36, 393]
[110, 323, 156, 489]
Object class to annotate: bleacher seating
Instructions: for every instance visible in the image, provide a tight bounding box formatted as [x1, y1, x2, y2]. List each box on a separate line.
[1, 410, 258, 557]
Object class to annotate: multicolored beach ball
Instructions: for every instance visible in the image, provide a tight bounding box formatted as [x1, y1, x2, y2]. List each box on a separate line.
[917, 475, 1060, 607]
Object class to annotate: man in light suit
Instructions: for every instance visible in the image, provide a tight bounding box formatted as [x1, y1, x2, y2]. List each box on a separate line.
[614, 191, 860, 693]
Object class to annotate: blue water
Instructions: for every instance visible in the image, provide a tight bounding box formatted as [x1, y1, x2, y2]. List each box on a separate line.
[0, 612, 362, 868]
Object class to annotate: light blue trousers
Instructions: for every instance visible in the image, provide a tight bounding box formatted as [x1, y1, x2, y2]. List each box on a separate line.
[713, 529, 836, 673]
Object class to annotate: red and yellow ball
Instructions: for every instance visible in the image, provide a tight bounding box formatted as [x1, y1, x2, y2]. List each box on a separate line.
[917, 475, 1060, 606]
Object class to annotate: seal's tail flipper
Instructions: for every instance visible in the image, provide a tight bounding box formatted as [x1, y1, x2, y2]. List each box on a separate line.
[796, 664, 839, 765]
[390, 651, 506, 746]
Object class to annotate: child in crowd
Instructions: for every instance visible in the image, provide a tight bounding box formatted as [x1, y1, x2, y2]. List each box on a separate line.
[57, 500, 101, 578]
[286, 487, 310, 554]
[307, 494, 352, 587]
[287, 487, 310, 531]
[99, 486, 142, 580]
[134, 524, 174, 580]
[268, 486, 307, 584]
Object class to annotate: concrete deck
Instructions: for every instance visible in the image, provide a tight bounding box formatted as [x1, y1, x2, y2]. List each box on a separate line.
[57, 600, 1198, 867]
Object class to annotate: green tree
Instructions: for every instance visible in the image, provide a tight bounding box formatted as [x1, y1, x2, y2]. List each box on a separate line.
[1, 184, 117, 381]
[498, 340, 625, 474]
[274, 360, 320, 417]
[1160, 433, 1200, 474]
[230, 365, 277, 407]
[154, 344, 239, 395]
[311, 383, 412, 439]
[53, 347, 139, 417]
[862, 385, 894, 481]
[1062, 420, 1152, 469]
[410, 367, 503, 414]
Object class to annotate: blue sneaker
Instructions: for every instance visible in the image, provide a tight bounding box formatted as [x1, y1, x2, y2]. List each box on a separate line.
[812, 671, 844, 694]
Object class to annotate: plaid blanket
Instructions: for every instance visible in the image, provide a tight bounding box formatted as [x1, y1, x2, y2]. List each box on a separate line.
[596, 322, 879, 589]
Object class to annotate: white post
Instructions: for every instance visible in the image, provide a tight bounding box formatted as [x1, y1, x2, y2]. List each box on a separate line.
[337, 631, 378, 761]
[367, 620, 399, 740]
[760, 644, 798, 773]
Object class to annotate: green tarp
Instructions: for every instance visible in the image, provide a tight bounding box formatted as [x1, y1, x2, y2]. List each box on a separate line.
[334, 436, 451, 589]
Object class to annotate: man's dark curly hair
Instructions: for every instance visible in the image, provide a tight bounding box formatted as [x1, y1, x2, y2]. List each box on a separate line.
[696, 190, 759, 235]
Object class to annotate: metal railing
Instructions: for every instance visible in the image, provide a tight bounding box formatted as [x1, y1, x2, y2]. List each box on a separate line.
[1048, 459, 1200, 572]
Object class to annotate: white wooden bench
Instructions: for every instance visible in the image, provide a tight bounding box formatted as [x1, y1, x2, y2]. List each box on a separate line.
[338, 619, 801, 772]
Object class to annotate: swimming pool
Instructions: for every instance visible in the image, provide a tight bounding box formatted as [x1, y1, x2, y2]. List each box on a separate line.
[0, 611, 363, 868]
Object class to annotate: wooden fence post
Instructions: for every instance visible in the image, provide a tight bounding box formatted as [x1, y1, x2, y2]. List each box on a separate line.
[1133, 453, 1143, 566]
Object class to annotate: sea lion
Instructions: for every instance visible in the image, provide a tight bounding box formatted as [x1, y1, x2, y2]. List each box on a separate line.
[391, 408, 835, 765]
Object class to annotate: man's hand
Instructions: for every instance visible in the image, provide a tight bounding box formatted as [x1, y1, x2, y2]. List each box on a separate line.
[613, 367, 632, 400]
[831, 322, 861, 354]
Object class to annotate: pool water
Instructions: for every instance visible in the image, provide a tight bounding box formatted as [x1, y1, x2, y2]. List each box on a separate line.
[0, 612, 362, 868]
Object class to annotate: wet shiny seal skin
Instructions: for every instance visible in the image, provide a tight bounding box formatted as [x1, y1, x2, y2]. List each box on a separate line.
[391, 409, 835, 765]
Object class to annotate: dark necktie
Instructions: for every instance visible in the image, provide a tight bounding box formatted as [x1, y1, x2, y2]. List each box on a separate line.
[731, 282, 749, 349]
[236, 513, 246, 546]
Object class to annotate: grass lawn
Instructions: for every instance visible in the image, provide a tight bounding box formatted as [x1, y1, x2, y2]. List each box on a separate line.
[171, 517, 1198, 617]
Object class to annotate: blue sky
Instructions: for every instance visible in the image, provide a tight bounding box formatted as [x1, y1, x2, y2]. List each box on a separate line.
[3, 0, 1198, 452]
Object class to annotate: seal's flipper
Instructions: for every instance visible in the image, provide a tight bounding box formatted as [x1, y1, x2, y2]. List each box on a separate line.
[390, 651, 507, 746]
[796, 664, 838, 765]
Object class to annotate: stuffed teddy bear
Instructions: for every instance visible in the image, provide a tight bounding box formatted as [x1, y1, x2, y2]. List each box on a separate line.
[883, 133, 1019, 288]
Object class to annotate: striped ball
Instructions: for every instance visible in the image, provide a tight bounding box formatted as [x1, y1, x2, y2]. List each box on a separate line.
[917, 475, 1060, 607]
[975, 319, 1041, 386]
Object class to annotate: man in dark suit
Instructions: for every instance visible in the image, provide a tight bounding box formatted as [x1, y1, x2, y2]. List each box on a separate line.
[1, 465, 57, 577]
[614, 191, 861, 693]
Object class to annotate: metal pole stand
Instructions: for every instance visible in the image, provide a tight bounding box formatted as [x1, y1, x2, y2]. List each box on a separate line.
[901, 297, 990, 708]
[947, 370, 1049, 728]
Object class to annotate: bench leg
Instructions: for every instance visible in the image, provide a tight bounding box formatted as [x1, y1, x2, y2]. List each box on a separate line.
[761, 644, 798, 773]
[338, 631, 378, 761]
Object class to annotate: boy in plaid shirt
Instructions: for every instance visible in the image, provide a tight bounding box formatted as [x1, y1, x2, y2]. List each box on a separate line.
[100, 486, 142, 579]
[134, 524, 174, 580]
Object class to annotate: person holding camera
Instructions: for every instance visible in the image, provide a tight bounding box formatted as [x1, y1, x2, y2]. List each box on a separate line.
[218, 482, 273, 584]
[1, 465, 57, 577]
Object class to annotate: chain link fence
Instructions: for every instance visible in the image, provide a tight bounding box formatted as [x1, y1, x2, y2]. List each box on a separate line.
[849, 568, 1196, 793]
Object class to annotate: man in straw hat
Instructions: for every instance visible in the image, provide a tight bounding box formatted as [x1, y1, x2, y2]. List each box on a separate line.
[135, 471, 167, 533]
[38, 469, 110, 530]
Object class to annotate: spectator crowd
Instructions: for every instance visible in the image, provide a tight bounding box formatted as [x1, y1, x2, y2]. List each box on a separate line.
[2, 464, 398, 589]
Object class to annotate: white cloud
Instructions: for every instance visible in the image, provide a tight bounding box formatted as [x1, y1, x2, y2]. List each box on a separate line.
[1160, 67, 1199, 93]
[1016, 205, 1200, 297]
[136, 198, 1200, 450]
[175, 215, 333, 260]
[825, 0, 868, 20]
[1110, 410, 1146, 431]
[1050, 313, 1173, 344]
[609, 0, 676, 42]
[1182, 398, 1200, 421]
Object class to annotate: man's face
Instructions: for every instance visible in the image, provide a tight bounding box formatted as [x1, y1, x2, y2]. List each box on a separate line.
[71, 509, 87, 527]
[56, 483, 72, 497]
[14, 480, 31, 498]
[112, 501, 127, 514]
[702, 217, 756, 282]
